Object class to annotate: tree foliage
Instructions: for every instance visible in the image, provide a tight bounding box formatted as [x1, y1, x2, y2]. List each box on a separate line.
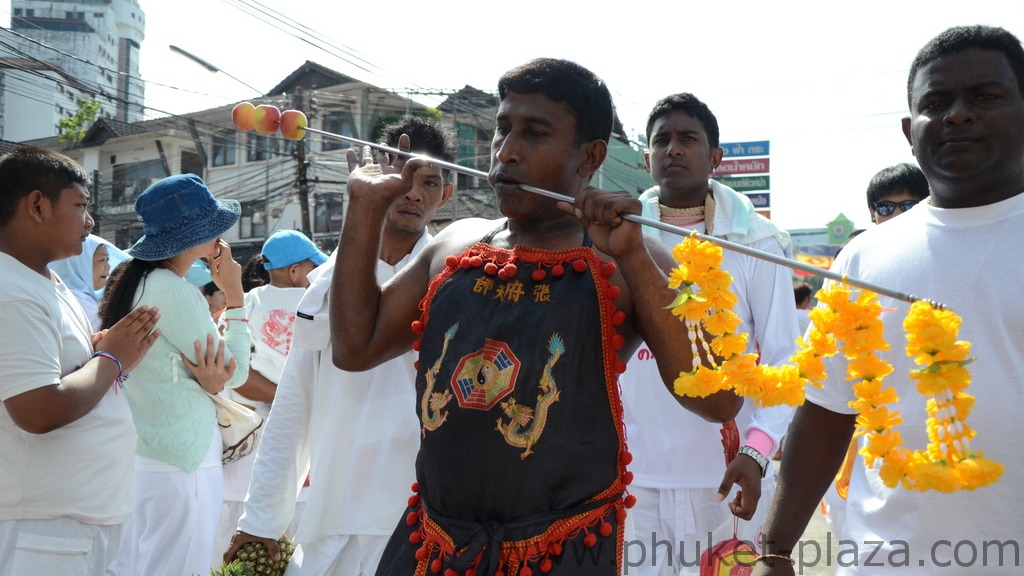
[57, 99, 101, 143]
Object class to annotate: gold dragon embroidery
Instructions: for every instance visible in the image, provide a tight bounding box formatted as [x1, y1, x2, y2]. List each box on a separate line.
[420, 323, 458, 437]
[495, 333, 564, 459]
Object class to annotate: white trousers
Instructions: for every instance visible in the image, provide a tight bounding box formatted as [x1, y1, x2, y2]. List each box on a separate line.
[285, 534, 389, 576]
[0, 517, 124, 576]
[112, 459, 223, 576]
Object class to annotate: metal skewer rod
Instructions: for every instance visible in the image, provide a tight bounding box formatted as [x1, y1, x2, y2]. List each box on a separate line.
[300, 125, 927, 306]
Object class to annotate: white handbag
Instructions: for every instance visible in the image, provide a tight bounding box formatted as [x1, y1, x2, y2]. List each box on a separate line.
[208, 391, 264, 465]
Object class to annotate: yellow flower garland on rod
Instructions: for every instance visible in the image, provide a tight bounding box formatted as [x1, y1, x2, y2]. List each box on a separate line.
[667, 234, 811, 408]
[667, 233, 1002, 492]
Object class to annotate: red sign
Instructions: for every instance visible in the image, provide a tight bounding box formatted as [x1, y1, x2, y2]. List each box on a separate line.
[715, 158, 769, 176]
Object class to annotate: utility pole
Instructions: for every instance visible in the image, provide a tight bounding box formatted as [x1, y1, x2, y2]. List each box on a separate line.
[294, 87, 312, 238]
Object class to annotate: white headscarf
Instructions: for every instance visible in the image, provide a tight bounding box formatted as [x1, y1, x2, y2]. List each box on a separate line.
[49, 234, 129, 330]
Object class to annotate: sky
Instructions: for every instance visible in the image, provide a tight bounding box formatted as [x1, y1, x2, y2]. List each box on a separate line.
[47, 1, 1024, 230]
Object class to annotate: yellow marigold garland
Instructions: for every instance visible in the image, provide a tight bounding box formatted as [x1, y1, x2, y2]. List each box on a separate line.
[667, 234, 1002, 492]
[818, 288, 1002, 492]
[667, 234, 812, 408]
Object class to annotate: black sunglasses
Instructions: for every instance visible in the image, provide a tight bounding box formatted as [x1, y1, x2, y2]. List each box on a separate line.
[873, 199, 920, 217]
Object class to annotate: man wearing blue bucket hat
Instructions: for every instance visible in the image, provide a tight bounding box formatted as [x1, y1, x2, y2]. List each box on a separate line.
[0, 146, 160, 575]
[102, 173, 251, 576]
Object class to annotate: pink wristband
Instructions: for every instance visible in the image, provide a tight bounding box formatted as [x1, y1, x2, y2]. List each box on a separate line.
[744, 428, 775, 458]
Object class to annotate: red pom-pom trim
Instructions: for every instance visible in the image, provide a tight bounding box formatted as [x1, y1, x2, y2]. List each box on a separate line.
[622, 471, 634, 485]
[411, 320, 425, 333]
[411, 482, 420, 492]
[624, 494, 637, 508]
[614, 360, 627, 374]
[445, 255, 459, 268]
[408, 494, 420, 507]
[622, 451, 633, 465]
[416, 546, 429, 561]
[484, 262, 499, 275]
[413, 361, 419, 370]
[540, 558, 553, 574]
[602, 262, 617, 276]
[406, 512, 419, 526]
[583, 533, 598, 548]
[599, 521, 613, 537]
[412, 340, 421, 352]
[410, 532, 423, 544]
[551, 264, 565, 277]
[519, 566, 533, 576]
[460, 256, 472, 268]
[445, 570, 459, 576]
[531, 268, 547, 282]
[607, 285, 622, 300]
[616, 508, 628, 524]
[612, 311, 626, 326]
[469, 256, 483, 268]
[503, 264, 518, 277]
[611, 334, 624, 350]
[431, 558, 443, 573]
[572, 260, 587, 273]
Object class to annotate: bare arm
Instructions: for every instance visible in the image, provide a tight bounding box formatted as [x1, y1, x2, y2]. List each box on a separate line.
[330, 142, 434, 371]
[568, 188, 741, 423]
[233, 368, 278, 404]
[4, 306, 160, 434]
[753, 401, 855, 575]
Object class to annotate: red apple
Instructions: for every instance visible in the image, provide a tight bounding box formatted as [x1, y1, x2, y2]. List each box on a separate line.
[231, 101, 256, 132]
[252, 104, 281, 135]
[280, 109, 308, 140]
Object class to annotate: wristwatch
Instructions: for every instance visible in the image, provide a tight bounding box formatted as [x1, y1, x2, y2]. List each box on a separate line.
[738, 445, 770, 478]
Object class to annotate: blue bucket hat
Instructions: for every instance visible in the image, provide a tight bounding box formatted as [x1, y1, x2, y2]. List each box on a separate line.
[261, 229, 328, 270]
[128, 174, 241, 261]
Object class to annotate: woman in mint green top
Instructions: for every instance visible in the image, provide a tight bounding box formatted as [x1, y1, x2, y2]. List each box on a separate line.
[101, 174, 250, 576]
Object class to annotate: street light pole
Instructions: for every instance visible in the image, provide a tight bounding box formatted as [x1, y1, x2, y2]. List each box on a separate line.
[169, 45, 263, 95]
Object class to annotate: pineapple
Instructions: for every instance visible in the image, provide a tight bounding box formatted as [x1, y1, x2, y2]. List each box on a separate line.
[207, 560, 254, 576]
[231, 535, 296, 576]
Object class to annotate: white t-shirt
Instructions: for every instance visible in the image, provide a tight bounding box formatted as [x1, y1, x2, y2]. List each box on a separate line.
[244, 284, 306, 388]
[240, 233, 428, 543]
[0, 252, 136, 524]
[620, 217, 799, 489]
[807, 194, 1024, 574]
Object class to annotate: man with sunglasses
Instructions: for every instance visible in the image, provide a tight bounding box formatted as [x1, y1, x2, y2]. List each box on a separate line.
[865, 162, 929, 224]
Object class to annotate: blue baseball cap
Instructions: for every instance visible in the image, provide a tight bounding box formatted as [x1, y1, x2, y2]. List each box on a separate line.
[185, 260, 212, 288]
[261, 230, 328, 270]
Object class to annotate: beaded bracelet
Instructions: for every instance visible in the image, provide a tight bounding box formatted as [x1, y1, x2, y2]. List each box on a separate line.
[92, 351, 129, 390]
[755, 553, 795, 566]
